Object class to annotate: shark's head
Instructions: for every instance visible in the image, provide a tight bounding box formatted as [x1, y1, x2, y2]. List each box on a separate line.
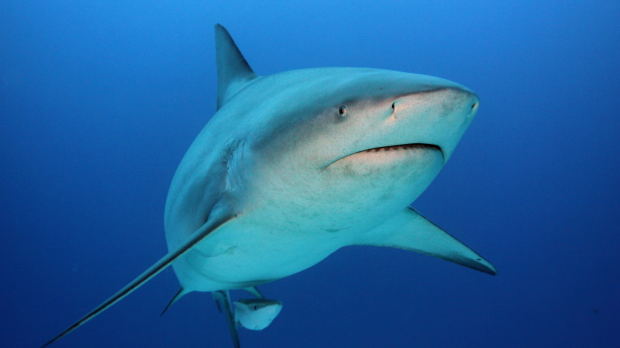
[248, 68, 478, 225]
[253, 68, 478, 166]
[315, 69, 479, 167]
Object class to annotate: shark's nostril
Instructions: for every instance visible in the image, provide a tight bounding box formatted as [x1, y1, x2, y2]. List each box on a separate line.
[471, 102, 478, 109]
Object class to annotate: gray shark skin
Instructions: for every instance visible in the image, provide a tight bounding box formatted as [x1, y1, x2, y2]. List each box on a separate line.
[40, 24, 496, 347]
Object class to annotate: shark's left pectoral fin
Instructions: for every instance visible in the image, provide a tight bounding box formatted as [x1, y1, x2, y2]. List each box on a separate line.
[357, 207, 497, 275]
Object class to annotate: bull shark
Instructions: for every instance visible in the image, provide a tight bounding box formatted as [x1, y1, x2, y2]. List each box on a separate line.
[40, 24, 496, 347]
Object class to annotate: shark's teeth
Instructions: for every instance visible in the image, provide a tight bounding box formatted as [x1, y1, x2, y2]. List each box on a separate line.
[362, 144, 440, 153]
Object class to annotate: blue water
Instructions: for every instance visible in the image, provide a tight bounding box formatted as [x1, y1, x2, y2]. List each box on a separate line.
[1, 1, 619, 347]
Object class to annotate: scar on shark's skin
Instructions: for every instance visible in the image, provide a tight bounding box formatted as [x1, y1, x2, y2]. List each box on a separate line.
[40, 24, 495, 348]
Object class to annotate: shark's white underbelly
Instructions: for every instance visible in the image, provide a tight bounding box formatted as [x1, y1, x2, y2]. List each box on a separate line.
[172, 147, 445, 292]
[172, 217, 348, 291]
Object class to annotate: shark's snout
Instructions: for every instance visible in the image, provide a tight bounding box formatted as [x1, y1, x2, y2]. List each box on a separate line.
[467, 93, 480, 118]
[384, 87, 479, 164]
[396, 88, 478, 117]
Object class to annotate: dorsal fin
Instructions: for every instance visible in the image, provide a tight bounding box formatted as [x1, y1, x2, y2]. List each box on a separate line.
[215, 24, 259, 110]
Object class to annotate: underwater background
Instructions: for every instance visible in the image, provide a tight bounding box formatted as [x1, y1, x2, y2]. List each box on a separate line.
[1, 1, 619, 347]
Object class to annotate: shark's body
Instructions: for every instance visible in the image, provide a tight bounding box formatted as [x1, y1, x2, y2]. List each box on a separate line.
[41, 24, 495, 348]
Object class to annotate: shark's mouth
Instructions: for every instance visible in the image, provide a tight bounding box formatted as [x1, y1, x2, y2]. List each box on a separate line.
[323, 143, 442, 170]
[357, 143, 441, 155]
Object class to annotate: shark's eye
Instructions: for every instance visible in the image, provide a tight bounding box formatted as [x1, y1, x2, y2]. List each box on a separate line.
[338, 105, 347, 117]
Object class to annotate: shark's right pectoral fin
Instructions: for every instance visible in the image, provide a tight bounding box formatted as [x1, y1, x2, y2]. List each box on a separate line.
[40, 208, 237, 348]
[357, 207, 497, 275]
